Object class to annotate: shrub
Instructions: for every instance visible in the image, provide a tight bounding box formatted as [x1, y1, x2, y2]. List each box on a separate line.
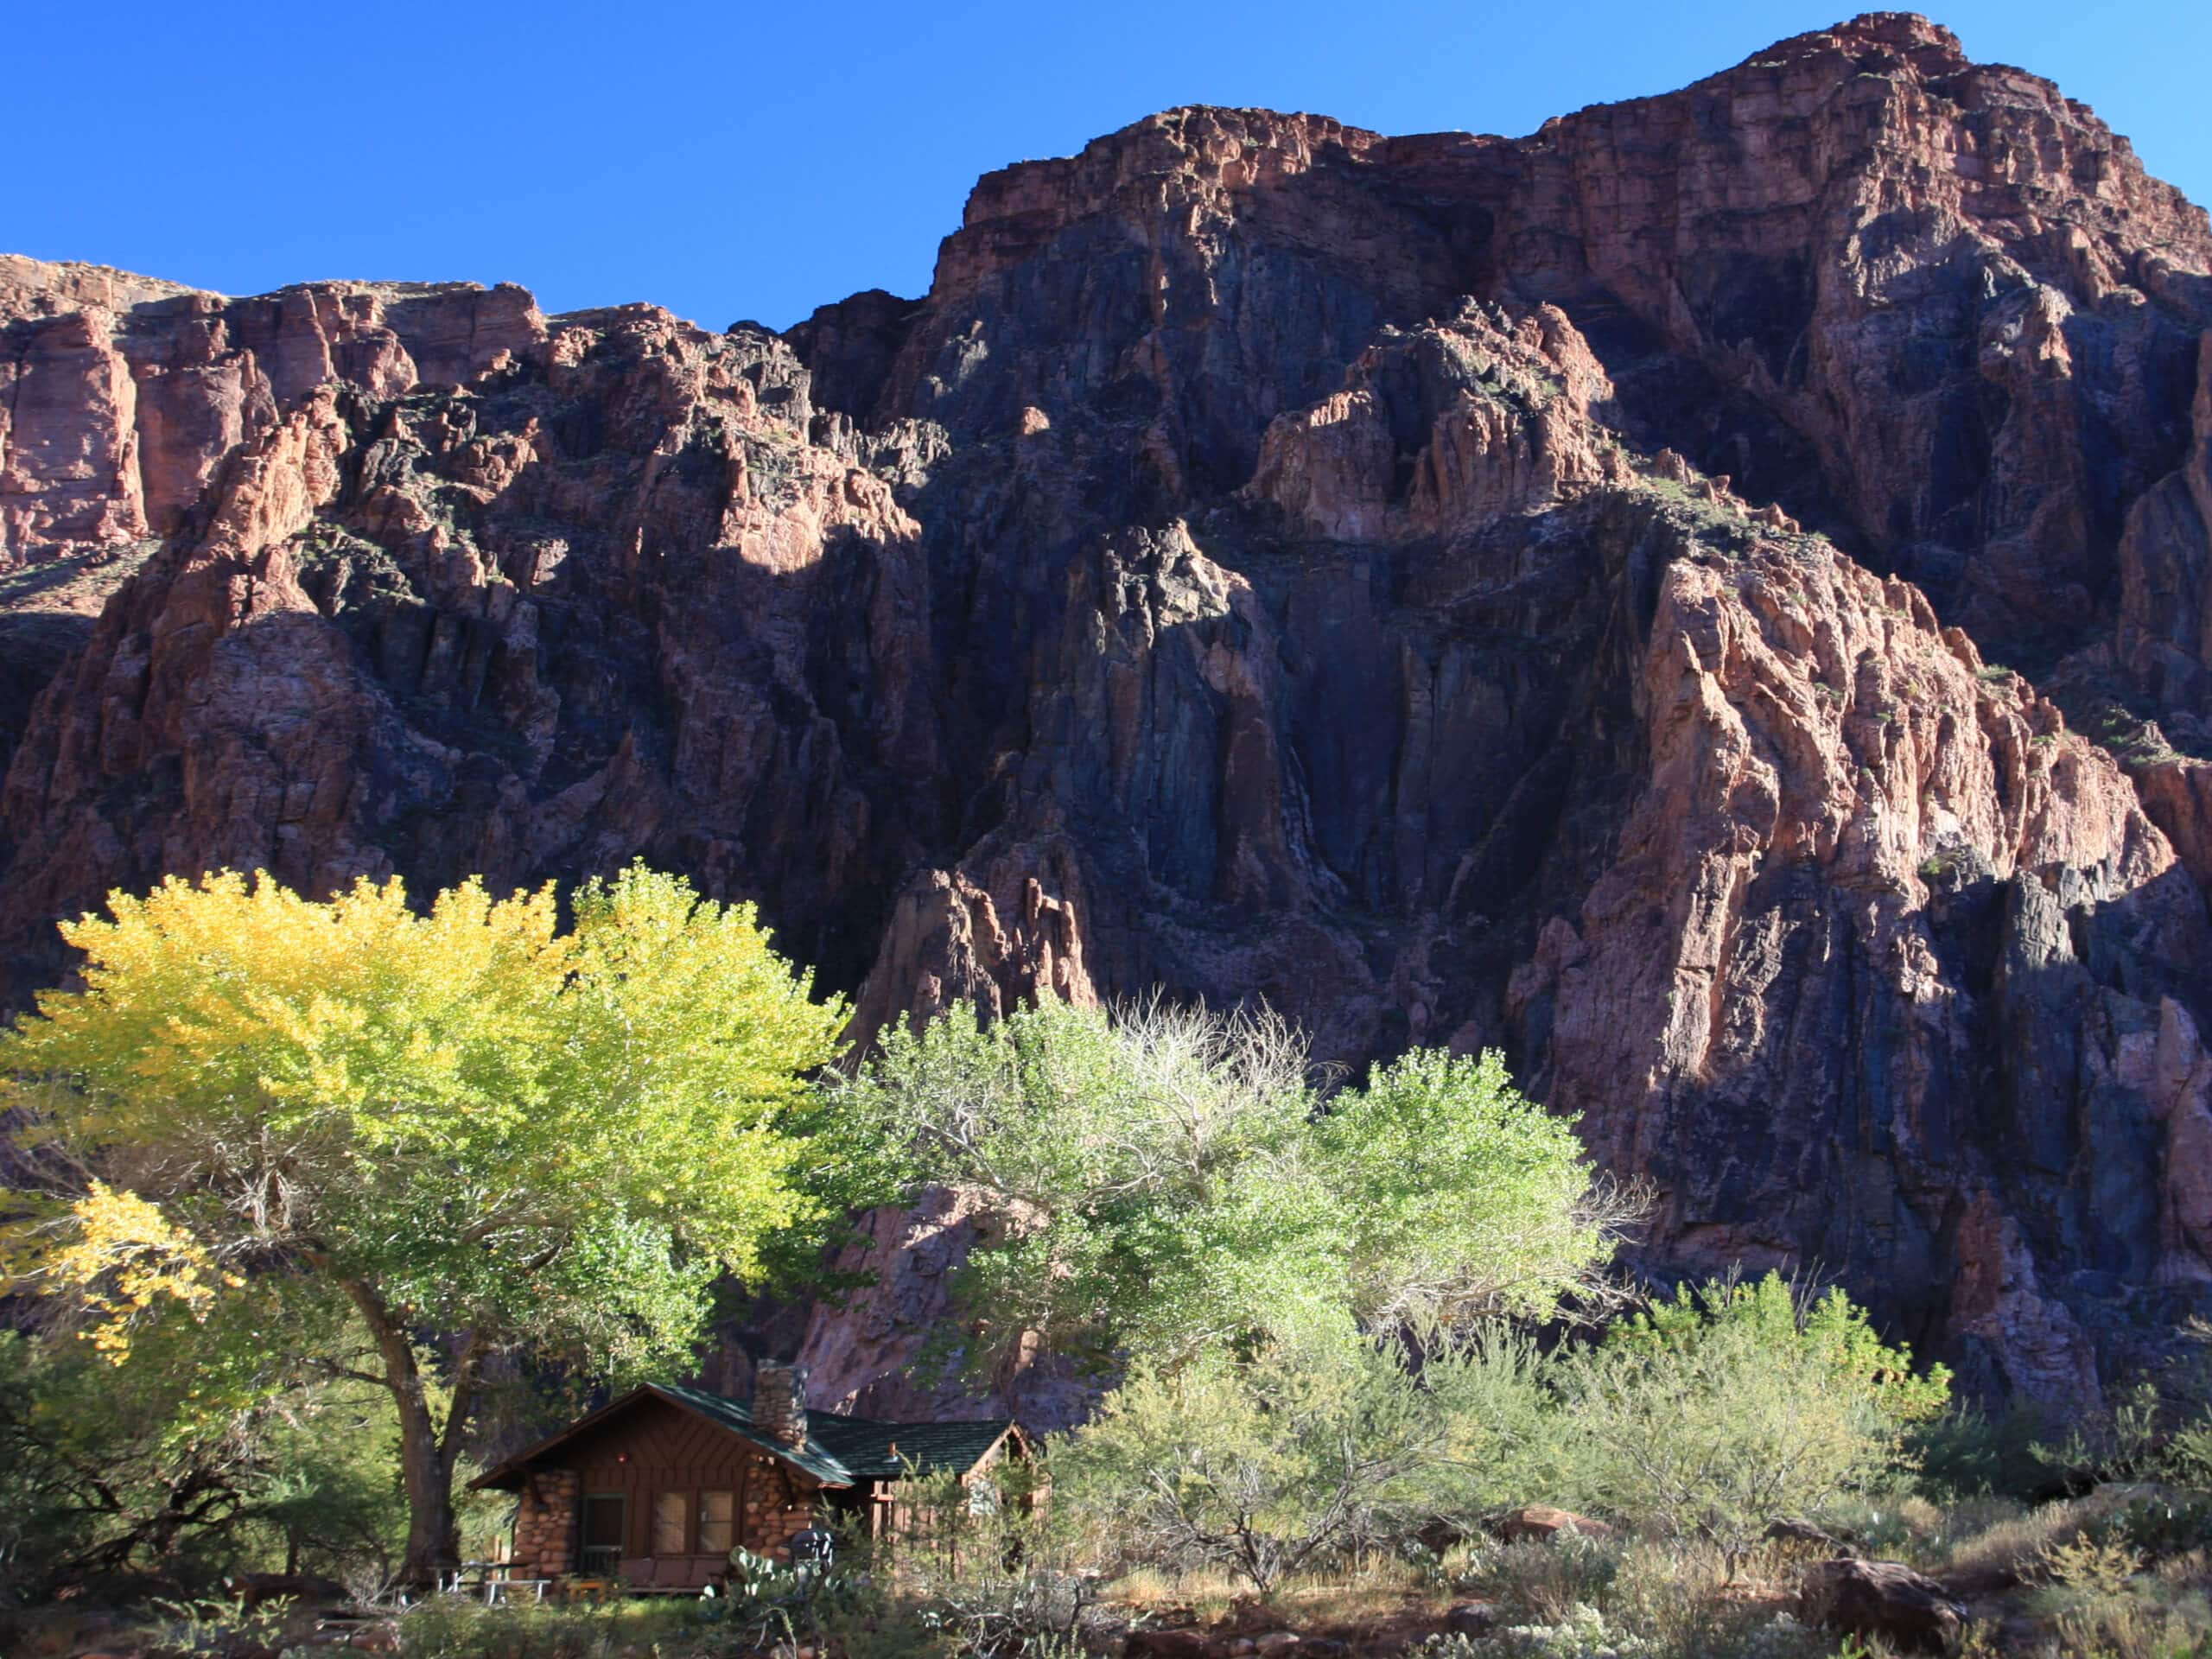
[2088, 1493, 2212, 1562]
[143, 1592, 302, 1656]
[391, 1597, 718, 1659]
[1479, 1604, 1654, 1658]
[1554, 1274, 1945, 1576]
[1457, 1534, 1623, 1624]
[1052, 1337, 1446, 1592]
[2037, 1533, 2147, 1600]
[701, 1544, 877, 1653]
[1410, 1320, 1586, 1530]
[1443, 1534, 1838, 1659]
[2050, 1598, 2212, 1659]
[1610, 1540, 1838, 1659]
[1909, 1401, 2051, 1502]
[868, 1462, 1094, 1657]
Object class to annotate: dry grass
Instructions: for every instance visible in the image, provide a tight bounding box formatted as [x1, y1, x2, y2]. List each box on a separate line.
[1929, 1484, 2196, 1593]
[1936, 1495, 2092, 1587]
[1272, 1555, 1441, 1625]
[2049, 1592, 2212, 1659]
[1108, 1554, 1446, 1636]
[1106, 1564, 1251, 1626]
[2156, 1548, 2212, 1588]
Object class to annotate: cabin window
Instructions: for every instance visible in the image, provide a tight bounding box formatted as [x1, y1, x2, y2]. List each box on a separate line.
[652, 1490, 690, 1554]
[699, 1489, 734, 1554]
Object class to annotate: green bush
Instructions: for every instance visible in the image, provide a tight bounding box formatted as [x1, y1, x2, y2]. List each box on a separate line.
[1054, 1271, 1949, 1598]
[142, 1592, 302, 1656]
[0, 1329, 415, 1603]
[1908, 1401, 2051, 1502]
[1052, 1337, 1448, 1591]
[1553, 1274, 1947, 1576]
[868, 1461, 1092, 1657]
[1411, 1321, 1584, 1529]
[2082, 1492, 2212, 1561]
[391, 1597, 721, 1659]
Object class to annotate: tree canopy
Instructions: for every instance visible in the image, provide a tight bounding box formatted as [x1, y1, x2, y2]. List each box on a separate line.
[2, 863, 852, 1584]
[830, 996, 1633, 1370]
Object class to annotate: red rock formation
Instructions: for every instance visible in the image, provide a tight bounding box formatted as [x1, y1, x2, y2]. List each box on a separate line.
[1502, 14, 2212, 658]
[1244, 302, 1619, 540]
[1, 257, 543, 563]
[3, 14, 2212, 1418]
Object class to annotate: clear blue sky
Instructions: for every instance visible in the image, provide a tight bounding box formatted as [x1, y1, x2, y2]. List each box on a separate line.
[10, 1, 2206, 332]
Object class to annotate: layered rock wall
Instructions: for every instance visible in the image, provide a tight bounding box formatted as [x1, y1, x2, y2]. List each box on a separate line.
[4, 14, 2212, 1416]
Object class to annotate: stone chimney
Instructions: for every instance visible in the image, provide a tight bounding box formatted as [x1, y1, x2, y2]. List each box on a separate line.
[752, 1360, 809, 1448]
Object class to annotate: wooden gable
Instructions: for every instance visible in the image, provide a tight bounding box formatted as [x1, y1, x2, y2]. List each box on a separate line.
[546, 1395, 823, 1570]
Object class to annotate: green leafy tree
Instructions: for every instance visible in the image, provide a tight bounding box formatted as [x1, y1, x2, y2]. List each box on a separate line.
[1051, 1337, 1447, 1592]
[1557, 1273, 1949, 1576]
[3, 864, 851, 1585]
[246, 1385, 412, 1588]
[0, 1314, 416, 1601]
[833, 997, 1634, 1370]
[0, 1323, 265, 1600]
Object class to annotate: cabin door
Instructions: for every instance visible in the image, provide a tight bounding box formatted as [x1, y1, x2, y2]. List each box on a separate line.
[582, 1493, 626, 1576]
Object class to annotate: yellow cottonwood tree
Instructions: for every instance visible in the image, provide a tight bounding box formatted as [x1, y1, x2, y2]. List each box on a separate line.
[3, 863, 849, 1585]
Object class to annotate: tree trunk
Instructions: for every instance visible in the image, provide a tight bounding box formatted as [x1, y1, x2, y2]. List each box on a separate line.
[395, 1387, 461, 1588]
[342, 1277, 468, 1587]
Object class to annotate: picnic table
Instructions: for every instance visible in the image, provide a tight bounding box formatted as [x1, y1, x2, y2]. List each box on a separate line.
[440, 1563, 550, 1605]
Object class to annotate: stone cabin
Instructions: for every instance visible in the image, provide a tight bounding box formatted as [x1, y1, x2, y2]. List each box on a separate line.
[474, 1363, 1025, 1590]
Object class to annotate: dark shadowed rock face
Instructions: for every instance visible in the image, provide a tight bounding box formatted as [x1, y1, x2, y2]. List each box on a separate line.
[4, 13, 2212, 1422]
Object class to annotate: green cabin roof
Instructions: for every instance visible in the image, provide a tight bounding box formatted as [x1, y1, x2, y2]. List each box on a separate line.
[472, 1381, 1016, 1492]
[804, 1411, 1020, 1481]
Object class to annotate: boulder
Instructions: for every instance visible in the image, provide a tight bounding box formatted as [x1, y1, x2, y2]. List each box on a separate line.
[1445, 1602, 1500, 1637]
[1494, 1505, 1618, 1542]
[1797, 1558, 1967, 1654]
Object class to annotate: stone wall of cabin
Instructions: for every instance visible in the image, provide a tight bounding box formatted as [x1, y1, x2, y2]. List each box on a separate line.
[741, 1457, 821, 1560]
[513, 1469, 579, 1577]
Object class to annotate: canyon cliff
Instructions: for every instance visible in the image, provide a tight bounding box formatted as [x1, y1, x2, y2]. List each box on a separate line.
[5, 12, 2212, 1420]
